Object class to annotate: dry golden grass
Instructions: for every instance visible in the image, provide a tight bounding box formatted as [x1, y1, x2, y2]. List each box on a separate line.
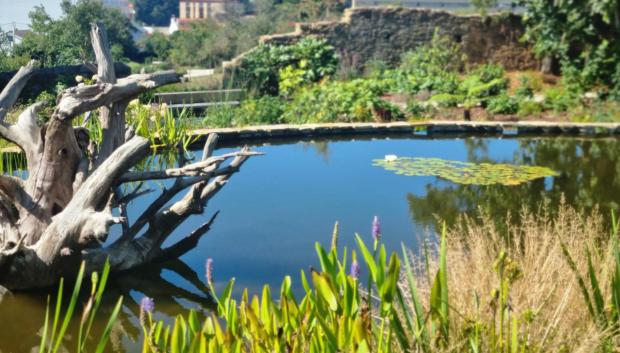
[405, 201, 620, 352]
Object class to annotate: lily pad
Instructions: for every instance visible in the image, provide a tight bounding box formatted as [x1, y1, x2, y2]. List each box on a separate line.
[372, 157, 559, 186]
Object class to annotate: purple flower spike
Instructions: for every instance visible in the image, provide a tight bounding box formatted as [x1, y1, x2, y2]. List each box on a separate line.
[140, 296, 155, 313]
[350, 260, 360, 280]
[372, 216, 381, 241]
[139, 296, 154, 327]
[206, 258, 214, 285]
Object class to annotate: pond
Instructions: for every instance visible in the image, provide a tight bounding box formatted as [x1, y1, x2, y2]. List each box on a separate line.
[1, 134, 619, 352]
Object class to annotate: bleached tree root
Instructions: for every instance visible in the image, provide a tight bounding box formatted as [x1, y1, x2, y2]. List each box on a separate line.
[0, 23, 258, 290]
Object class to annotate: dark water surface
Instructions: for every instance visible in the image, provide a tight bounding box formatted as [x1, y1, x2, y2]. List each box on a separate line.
[1, 135, 619, 352]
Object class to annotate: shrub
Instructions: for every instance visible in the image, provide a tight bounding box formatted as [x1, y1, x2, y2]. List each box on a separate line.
[398, 30, 465, 95]
[400, 30, 465, 76]
[364, 59, 390, 78]
[429, 93, 465, 108]
[469, 63, 506, 83]
[282, 78, 396, 123]
[237, 96, 286, 125]
[517, 100, 544, 117]
[487, 94, 519, 114]
[544, 86, 578, 112]
[202, 104, 238, 128]
[236, 37, 339, 96]
[278, 65, 306, 97]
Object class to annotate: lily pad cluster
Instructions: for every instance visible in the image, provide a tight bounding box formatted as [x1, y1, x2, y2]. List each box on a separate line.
[373, 157, 559, 186]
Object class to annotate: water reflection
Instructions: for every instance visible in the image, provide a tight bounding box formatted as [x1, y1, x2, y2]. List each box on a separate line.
[408, 138, 620, 229]
[0, 259, 215, 353]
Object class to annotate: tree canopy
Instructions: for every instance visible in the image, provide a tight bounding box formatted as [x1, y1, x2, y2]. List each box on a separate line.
[132, 0, 179, 26]
[12, 0, 137, 67]
[520, 0, 620, 94]
[141, 0, 347, 68]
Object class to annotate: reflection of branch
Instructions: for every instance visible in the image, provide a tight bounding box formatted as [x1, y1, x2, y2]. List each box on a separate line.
[113, 258, 217, 319]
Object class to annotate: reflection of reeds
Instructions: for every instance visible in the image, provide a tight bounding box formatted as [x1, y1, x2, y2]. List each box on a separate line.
[0, 149, 27, 175]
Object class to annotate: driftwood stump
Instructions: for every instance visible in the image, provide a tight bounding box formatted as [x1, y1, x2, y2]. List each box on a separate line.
[0, 23, 257, 290]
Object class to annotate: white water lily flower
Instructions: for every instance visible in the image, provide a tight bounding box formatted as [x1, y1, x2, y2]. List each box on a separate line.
[92, 74, 99, 82]
[384, 154, 398, 163]
[75, 75, 84, 83]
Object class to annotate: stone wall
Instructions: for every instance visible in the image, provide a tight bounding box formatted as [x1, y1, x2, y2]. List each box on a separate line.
[252, 7, 537, 72]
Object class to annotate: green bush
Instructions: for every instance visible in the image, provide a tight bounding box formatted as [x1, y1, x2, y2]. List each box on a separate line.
[282, 78, 397, 123]
[236, 37, 339, 96]
[203, 104, 238, 128]
[396, 30, 465, 95]
[517, 100, 544, 117]
[406, 100, 437, 119]
[469, 63, 506, 83]
[487, 94, 519, 114]
[400, 30, 465, 76]
[237, 96, 286, 125]
[543, 86, 578, 112]
[460, 69, 508, 97]
[515, 76, 536, 99]
[428, 93, 465, 108]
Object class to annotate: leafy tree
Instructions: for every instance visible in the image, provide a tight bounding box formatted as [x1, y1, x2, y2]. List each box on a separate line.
[147, 0, 346, 68]
[520, 0, 620, 94]
[167, 19, 241, 67]
[132, 0, 179, 26]
[141, 32, 171, 60]
[13, 0, 137, 67]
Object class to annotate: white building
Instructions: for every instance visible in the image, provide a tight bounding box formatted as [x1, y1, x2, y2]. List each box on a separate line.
[1, 25, 28, 52]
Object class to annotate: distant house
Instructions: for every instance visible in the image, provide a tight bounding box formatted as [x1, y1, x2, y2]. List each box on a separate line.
[179, 0, 242, 25]
[1, 27, 29, 51]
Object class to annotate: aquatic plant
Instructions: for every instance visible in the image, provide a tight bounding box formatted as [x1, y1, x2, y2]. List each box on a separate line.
[373, 157, 559, 186]
[372, 215, 381, 241]
[38, 260, 122, 353]
[126, 100, 199, 151]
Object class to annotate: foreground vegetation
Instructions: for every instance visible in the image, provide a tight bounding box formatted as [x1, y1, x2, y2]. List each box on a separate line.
[39, 205, 620, 352]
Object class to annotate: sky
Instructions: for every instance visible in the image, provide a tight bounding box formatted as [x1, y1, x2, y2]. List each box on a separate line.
[0, 0, 63, 29]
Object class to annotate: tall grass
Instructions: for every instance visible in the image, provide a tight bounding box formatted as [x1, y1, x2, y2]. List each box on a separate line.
[400, 203, 620, 352]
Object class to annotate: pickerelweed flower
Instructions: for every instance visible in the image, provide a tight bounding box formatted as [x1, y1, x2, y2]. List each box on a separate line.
[139, 296, 155, 327]
[206, 258, 214, 285]
[372, 216, 381, 241]
[350, 260, 360, 280]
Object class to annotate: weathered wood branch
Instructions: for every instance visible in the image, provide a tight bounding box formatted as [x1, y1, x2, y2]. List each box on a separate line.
[118, 151, 262, 183]
[91, 22, 125, 168]
[34, 136, 150, 265]
[0, 60, 38, 122]
[0, 23, 256, 291]
[115, 134, 222, 243]
[54, 71, 180, 121]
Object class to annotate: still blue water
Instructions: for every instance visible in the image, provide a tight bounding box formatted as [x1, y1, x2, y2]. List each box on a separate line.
[1, 135, 618, 352]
